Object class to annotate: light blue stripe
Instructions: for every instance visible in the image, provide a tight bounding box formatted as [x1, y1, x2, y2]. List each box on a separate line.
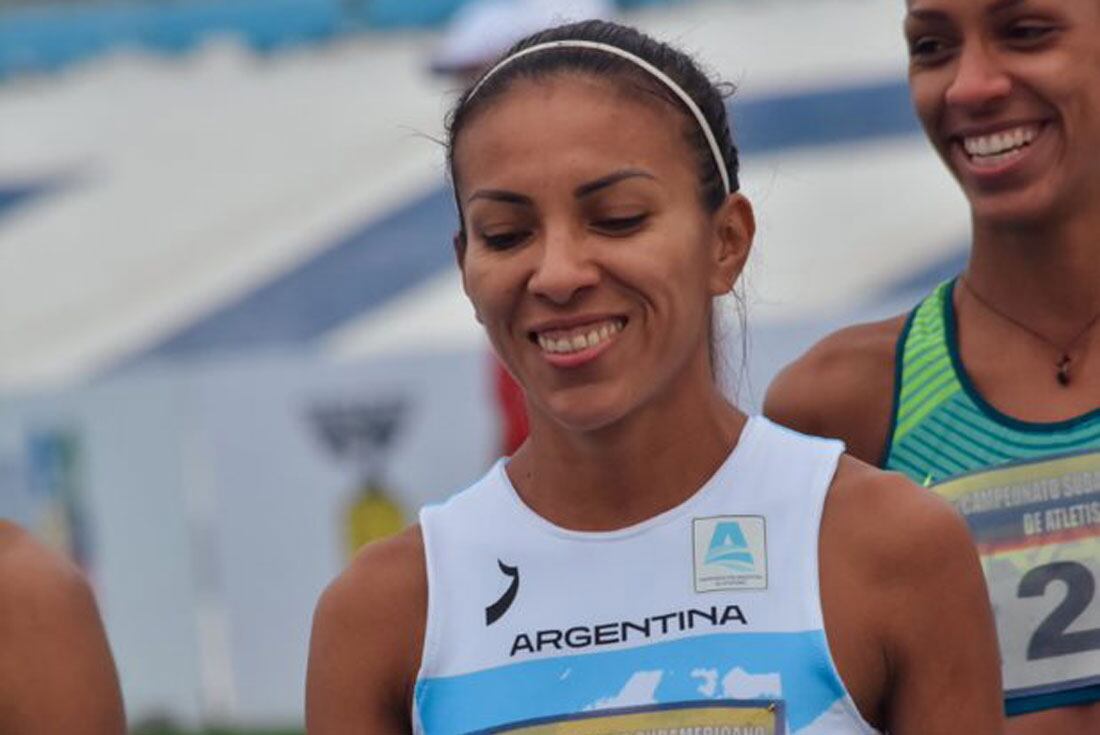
[944, 404, 1100, 454]
[415, 630, 845, 734]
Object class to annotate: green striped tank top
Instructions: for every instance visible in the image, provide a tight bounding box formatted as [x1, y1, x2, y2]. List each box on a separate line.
[885, 278, 1100, 716]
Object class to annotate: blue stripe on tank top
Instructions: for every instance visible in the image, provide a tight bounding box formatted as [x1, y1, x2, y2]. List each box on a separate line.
[918, 420, 995, 467]
[942, 405, 1100, 453]
[415, 630, 847, 735]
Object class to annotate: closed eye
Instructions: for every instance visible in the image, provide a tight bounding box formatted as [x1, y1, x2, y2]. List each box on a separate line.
[907, 34, 954, 64]
[1004, 21, 1058, 46]
[481, 230, 531, 250]
[592, 213, 648, 235]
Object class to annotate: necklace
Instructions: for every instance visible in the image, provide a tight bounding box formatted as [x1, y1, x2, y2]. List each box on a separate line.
[960, 276, 1100, 387]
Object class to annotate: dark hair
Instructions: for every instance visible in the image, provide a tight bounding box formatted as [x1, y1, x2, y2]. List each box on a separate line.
[446, 19, 748, 390]
[445, 19, 740, 239]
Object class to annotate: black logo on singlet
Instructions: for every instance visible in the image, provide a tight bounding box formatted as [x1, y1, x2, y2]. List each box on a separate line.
[485, 560, 519, 626]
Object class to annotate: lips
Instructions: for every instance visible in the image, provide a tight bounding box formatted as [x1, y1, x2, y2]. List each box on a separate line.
[956, 123, 1042, 168]
[948, 121, 1050, 182]
[532, 317, 626, 356]
[965, 123, 1037, 155]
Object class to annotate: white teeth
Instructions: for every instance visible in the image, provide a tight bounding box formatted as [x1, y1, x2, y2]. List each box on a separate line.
[972, 149, 1020, 169]
[536, 319, 624, 355]
[963, 125, 1039, 158]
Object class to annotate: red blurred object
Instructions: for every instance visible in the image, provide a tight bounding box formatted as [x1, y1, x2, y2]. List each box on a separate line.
[493, 358, 529, 455]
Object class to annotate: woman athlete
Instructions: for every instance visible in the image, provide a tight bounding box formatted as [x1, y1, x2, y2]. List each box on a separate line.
[0, 520, 125, 734]
[766, 0, 1100, 733]
[307, 19, 1001, 735]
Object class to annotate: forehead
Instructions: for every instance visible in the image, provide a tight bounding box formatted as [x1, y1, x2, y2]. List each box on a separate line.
[453, 74, 697, 192]
[907, 0, 1090, 15]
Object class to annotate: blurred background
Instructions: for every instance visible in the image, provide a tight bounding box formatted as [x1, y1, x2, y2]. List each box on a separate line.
[0, 0, 971, 732]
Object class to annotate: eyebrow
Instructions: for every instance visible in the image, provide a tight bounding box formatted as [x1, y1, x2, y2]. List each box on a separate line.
[908, 0, 1027, 21]
[988, 0, 1031, 16]
[465, 168, 656, 206]
[466, 189, 534, 206]
[574, 169, 656, 198]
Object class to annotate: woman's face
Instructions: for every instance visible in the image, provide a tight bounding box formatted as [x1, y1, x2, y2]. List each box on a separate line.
[904, 0, 1100, 226]
[452, 74, 751, 433]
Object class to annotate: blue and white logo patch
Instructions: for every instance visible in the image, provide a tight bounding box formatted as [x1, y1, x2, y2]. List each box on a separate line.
[693, 516, 767, 592]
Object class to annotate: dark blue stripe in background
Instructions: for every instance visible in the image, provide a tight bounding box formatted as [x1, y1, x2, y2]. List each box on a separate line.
[0, 179, 63, 222]
[122, 78, 921, 366]
[735, 78, 919, 154]
[131, 187, 458, 363]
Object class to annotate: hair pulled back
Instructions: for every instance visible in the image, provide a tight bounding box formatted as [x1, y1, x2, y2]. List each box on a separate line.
[445, 19, 740, 237]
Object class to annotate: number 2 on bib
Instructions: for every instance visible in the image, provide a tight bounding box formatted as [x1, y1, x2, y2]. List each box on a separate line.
[1019, 561, 1100, 660]
[930, 452, 1100, 700]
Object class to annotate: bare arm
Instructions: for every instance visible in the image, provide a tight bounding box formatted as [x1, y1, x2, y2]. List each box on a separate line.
[881, 483, 1003, 733]
[764, 316, 905, 465]
[0, 526, 125, 735]
[306, 526, 427, 735]
[822, 463, 1003, 734]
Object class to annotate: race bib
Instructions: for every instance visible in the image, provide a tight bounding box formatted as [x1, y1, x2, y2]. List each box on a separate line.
[933, 451, 1100, 699]
[473, 700, 783, 735]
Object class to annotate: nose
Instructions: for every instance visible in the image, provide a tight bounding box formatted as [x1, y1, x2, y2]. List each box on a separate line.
[945, 42, 1011, 110]
[526, 227, 599, 305]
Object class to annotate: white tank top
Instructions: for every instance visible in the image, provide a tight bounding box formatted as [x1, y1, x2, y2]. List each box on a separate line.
[414, 416, 880, 735]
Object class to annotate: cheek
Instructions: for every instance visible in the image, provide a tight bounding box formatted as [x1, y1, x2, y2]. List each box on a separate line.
[460, 260, 496, 318]
[909, 78, 941, 130]
[619, 239, 714, 321]
[462, 256, 523, 323]
[1074, 80, 1100, 137]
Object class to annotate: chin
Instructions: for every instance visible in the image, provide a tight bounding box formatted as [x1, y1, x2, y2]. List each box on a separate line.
[545, 404, 628, 434]
[538, 387, 634, 434]
[966, 186, 1064, 229]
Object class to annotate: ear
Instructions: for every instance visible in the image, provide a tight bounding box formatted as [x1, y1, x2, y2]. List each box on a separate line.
[708, 193, 754, 296]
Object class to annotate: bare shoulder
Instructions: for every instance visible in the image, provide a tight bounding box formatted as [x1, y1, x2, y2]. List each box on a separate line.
[819, 456, 976, 655]
[0, 521, 97, 630]
[824, 456, 974, 577]
[307, 525, 427, 734]
[764, 314, 908, 464]
[313, 525, 427, 641]
[821, 458, 1002, 733]
[0, 521, 126, 734]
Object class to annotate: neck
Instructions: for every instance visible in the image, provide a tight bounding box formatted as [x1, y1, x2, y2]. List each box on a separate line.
[967, 209, 1100, 338]
[508, 357, 745, 532]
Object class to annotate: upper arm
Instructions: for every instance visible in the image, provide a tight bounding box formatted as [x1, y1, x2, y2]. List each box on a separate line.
[0, 529, 125, 735]
[827, 468, 1003, 734]
[306, 526, 428, 735]
[763, 354, 833, 438]
[764, 317, 905, 465]
[879, 484, 1003, 734]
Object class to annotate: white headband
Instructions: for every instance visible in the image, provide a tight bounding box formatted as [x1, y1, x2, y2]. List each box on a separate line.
[467, 39, 732, 195]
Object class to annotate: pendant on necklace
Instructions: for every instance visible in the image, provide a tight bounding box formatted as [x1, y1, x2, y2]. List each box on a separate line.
[1057, 354, 1072, 387]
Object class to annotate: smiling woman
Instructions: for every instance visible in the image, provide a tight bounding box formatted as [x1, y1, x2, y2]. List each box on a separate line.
[452, 70, 741, 434]
[765, 0, 1100, 733]
[305, 19, 1002, 735]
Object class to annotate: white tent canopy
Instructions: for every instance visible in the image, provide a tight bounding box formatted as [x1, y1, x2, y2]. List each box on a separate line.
[0, 0, 969, 393]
